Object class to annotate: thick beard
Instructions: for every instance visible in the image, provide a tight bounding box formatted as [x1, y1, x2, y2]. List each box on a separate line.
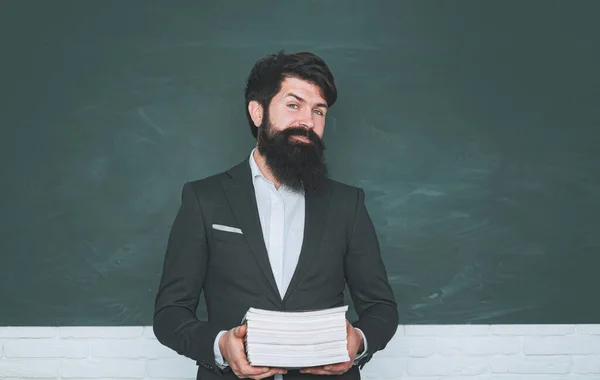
[256, 116, 328, 194]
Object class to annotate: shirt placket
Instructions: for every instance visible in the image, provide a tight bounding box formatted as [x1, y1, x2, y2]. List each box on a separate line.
[269, 189, 285, 298]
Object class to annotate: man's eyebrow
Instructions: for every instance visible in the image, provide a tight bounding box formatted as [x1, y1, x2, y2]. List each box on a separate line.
[286, 93, 328, 109]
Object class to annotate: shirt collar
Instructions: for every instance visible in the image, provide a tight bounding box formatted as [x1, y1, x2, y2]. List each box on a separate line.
[249, 147, 264, 181]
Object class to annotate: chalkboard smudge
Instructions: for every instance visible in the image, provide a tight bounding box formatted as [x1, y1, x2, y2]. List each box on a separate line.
[131, 130, 157, 146]
[140, 76, 175, 84]
[388, 275, 420, 287]
[87, 157, 108, 182]
[449, 211, 470, 219]
[329, 116, 337, 133]
[412, 188, 445, 197]
[137, 107, 165, 136]
[41, 210, 67, 220]
[84, 244, 138, 278]
[466, 304, 541, 323]
[451, 220, 491, 238]
[496, 197, 519, 206]
[372, 188, 446, 209]
[83, 240, 99, 255]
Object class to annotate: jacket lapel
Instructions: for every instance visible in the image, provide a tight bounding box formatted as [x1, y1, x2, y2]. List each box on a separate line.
[223, 158, 281, 303]
[283, 184, 331, 302]
[222, 156, 332, 305]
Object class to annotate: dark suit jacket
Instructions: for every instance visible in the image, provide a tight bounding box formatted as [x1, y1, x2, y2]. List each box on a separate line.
[153, 156, 398, 379]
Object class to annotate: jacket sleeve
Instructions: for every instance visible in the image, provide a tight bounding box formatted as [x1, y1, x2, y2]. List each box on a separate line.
[345, 187, 399, 368]
[153, 182, 223, 374]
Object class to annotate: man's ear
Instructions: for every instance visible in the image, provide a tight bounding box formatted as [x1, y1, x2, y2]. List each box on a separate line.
[248, 100, 263, 127]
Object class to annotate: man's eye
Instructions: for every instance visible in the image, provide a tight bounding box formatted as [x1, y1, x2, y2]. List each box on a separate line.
[314, 109, 324, 116]
[288, 104, 299, 109]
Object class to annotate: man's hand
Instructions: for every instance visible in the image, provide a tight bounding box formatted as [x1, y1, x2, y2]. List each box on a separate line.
[219, 324, 287, 379]
[299, 320, 364, 376]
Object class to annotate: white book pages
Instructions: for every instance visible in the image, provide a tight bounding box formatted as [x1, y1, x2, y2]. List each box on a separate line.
[247, 355, 350, 368]
[247, 327, 346, 336]
[243, 306, 350, 368]
[247, 341, 347, 354]
[246, 319, 345, 332]
[246, 314, 345, 323]
[247, 331, 346, 345]
[245, 305, 348, 318]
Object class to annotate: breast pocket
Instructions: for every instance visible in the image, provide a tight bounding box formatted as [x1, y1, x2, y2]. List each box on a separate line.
[209, 226, 257, 280]
[210, 226, 246, 244]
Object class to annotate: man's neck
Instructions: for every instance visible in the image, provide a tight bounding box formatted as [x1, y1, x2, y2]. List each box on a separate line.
[253, 147, 281, 189]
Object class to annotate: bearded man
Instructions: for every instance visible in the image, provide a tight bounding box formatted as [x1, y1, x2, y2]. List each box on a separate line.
[153, 51, 398, 380]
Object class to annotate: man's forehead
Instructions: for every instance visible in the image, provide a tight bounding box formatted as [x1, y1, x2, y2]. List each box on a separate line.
[279, 78, 326, 104]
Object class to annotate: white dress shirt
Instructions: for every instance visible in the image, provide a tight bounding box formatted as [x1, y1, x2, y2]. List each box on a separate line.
[213, 149, 367, 378]
[249, 148, 306, 299]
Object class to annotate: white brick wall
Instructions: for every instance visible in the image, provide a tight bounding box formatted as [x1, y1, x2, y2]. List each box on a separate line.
[0, 325, 599, 379]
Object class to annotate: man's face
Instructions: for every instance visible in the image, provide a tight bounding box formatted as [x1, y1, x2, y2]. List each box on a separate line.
[263, 76, 328, 140]
[254, 77, 329, 193]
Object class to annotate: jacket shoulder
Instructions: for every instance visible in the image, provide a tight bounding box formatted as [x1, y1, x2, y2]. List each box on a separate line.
[188, 171, 227, 189]
[180, 170, 230, 201]
[326, 178, 363, 198]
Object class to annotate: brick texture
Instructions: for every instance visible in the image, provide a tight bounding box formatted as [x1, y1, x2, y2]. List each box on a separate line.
[0, 325, 599, 379]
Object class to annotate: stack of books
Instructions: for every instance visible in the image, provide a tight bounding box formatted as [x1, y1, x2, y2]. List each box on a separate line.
[243, 305, 350, 368]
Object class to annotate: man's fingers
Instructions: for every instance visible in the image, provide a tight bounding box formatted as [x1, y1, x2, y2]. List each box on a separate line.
[234, 324, 247, 338]
[232, 364, 268, 379]
[234, 363, 286, 380]
[317, 363, 350, 371]
[346, 319, 352, 331]
[300, 368, 345, 376]
[237, 361, 271, 375]
[300, 363, 350, 376]
[250, 367, 287, 380]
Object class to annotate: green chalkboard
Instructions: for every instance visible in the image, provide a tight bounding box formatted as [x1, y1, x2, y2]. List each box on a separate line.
[1, 0, 599, 326]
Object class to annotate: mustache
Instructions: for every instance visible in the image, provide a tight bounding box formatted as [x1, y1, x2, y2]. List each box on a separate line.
[278, 126, 321, 144]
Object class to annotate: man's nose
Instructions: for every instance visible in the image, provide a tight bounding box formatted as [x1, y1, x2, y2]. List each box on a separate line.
[299, 109, 315, 129]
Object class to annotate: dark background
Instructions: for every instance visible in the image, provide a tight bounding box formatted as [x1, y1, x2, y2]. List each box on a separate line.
[1, 1, 599, 326]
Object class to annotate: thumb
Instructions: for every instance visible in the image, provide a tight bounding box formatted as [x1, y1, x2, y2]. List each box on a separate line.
[234, 324, 247, 338]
